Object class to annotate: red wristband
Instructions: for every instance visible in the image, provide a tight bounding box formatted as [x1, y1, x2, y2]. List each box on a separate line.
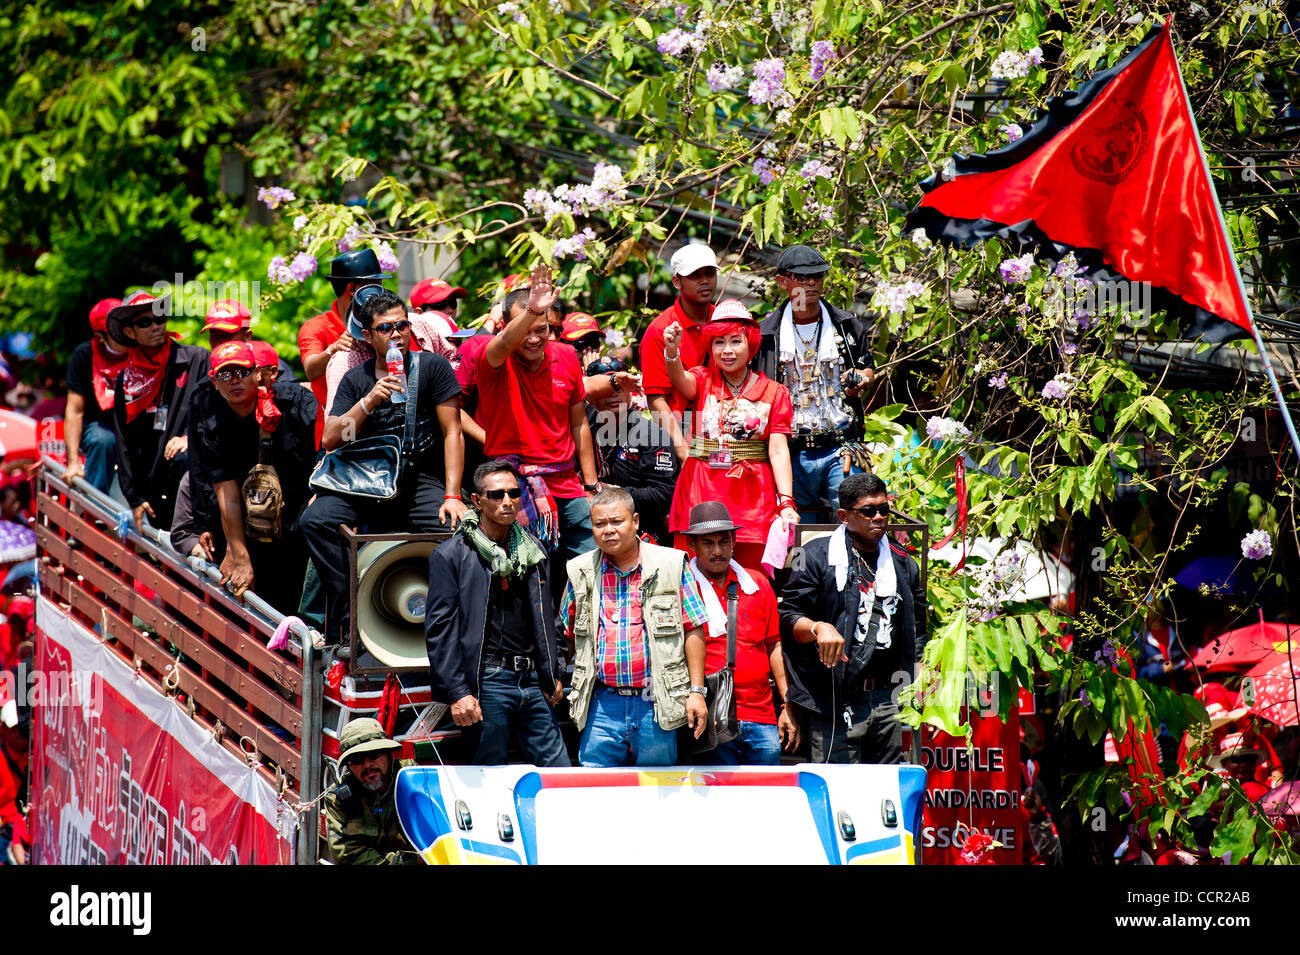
[444, 494, 461, 500]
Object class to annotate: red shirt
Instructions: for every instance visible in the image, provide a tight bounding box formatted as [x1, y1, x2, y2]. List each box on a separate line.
[476, 341, 586, 498]
[639, 299, 714, 415]
[701, 567, 780, 724]
[455, 333, 491, 415]
[299, 302, 346, 448]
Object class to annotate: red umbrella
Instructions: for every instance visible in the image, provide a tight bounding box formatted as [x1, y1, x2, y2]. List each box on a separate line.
[1193, 620, 1299, 673]
[1242, 652, 1300, 727]
[1259, 782, 1300, 818]
[0, 410, 37, 465]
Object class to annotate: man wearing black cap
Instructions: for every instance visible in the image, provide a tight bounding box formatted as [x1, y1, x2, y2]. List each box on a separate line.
[299, 249, 391, 449]
[106, 290, 210, 533]
[755, 245, 877, 514]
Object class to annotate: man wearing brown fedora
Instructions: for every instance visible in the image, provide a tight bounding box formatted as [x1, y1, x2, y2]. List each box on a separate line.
[681, 500, 799, 764]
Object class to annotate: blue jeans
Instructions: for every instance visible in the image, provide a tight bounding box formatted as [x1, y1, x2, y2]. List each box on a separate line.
[462, 666, 571, 766]
[696, 721, 781, 766]
[81, 421, 117, 494]
[578, 685, 677, 767]
[557, 494, 596, 561]
[791, 445, 861, 509]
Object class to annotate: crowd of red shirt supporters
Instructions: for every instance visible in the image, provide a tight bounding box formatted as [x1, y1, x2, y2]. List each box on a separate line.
[0, 239, 1295, 866]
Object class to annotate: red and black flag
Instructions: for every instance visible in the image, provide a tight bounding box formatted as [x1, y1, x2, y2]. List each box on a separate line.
[906, 23, 1252, 342]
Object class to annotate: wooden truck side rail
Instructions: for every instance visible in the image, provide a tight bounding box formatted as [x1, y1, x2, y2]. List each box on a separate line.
[34, 459, 326, 863]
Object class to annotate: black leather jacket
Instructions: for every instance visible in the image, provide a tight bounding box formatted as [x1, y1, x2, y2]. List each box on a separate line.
[424, 530, 563, 703]
[778, 534, 927, 716]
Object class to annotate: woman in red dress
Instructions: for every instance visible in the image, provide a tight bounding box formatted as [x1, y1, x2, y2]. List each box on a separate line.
[662, 299, 799, 572]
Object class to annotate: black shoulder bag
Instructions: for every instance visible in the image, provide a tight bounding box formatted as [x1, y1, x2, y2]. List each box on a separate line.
[688, 580, 741, 755]
[308, 352, 421, 501]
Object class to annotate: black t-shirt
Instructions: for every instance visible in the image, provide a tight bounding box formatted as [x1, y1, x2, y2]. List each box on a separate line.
[191, 380, 319, 526]
[329, 351, 461, 478]
[484, 574, 535, 660]
[66, 341, 113, 426]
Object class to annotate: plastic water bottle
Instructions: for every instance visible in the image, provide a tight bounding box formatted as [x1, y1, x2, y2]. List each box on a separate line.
[385, 341, 407, 404]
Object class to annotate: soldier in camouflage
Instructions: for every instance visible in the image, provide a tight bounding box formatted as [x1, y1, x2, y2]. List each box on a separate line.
[323, 718, 419, 865]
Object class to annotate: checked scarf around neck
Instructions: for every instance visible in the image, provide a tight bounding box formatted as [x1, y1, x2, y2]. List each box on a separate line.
[459, 508, 548, 579]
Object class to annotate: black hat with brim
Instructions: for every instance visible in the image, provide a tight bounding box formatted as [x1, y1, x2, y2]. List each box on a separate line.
[776, 244, 831, 276]
[105, 290, 172, 348]
[684, 500, 742, 535]
[322, 248, 392, 283]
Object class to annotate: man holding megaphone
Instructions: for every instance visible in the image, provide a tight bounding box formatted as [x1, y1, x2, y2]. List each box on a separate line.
[424, 460, 571, 766]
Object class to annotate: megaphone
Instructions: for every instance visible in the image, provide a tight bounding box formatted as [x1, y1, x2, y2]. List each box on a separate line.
[355, 539, 437, 669]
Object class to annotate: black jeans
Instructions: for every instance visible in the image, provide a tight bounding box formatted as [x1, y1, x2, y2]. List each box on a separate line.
[806, 687, 903, 764]
[300, 472, 449, 642]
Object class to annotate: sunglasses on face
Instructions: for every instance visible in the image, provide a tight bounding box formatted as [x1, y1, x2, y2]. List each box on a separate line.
[346, 751, 386, 768]
[214, 366, 254, 382]
[370, 320, 411, 335]
[131, 315, 166, 329]
[483, 487, 523, 501]
[586, 358, 626, 376]
[846, 504, 889, 519]
[780, 273, 824, 284]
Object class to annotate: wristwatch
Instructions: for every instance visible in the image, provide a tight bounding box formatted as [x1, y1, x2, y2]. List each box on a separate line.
[690, 685, 709, 696]
[607, 373, 621, 394]
[583, 482, 601, 494]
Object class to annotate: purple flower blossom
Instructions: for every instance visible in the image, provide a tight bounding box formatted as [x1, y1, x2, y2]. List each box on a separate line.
[1075, 312, 1095, 330]
[1241, 529, 1273, 560]
[552, 227, 597, 261]
[1061, 342, 1078, 357]
[809, 40, 835, 81]
[292, 214, 308, 231]
[523, 163, 628, 219]
[674, 3, 689, 18]
[748, 58, 792, 107]
[338, 226, 362, 254]
[753, 157, 783, 185]
[496, 1, 528, 26]
[988, 372, 1008, 390]
[1053, 252, 1084, 278]
[657, 28, 691, 57]
[267, 255, 290, 284]
[999, 123, 1023, 143]
[990, 46, 1044, 80]
[287, 252, 317, 283]
[799, 158, 835, 181]
[910, 228, 932, 251]
[1041, 372, 1077, 401]
[999, 253, 1035, 284]
[925, 416, 972, 443]
[1078, 689, 1091, 708]
[373, 241, 400, 274]
[873, 280, 926, 315]
[258, 186, 296, 210]
[706, 63, 744, 92]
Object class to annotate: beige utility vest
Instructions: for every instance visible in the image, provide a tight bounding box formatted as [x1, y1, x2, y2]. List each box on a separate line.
[565, 543, 691, 731]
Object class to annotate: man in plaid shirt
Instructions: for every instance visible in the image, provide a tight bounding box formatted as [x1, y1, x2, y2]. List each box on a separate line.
[560, 488, 709, 766]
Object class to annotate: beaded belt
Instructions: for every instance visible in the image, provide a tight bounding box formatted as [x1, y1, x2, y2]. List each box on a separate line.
[687, 436, 769, 461]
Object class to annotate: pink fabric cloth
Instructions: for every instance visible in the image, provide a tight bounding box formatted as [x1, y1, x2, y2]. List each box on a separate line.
[322, 316, 457, 419]
[761, 517, 796, 577]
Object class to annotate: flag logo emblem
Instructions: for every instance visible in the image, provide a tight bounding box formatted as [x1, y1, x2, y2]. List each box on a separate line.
[1070, 99, 1148, 185]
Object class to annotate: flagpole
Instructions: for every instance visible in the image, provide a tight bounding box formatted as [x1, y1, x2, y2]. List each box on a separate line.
[1167, 22, 1300, 466]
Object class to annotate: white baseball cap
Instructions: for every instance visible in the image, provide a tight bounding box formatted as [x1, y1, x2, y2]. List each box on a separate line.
[670, 243, 718, 277]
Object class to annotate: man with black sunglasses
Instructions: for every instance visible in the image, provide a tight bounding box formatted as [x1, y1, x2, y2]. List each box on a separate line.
[186, 341, 317, 614]
[779, 472, 926, 764]
[107, 289, 210, 533]
[323, 718, 418, 865]
[301, 288, 466, 646]
[425, 460, 570, 766]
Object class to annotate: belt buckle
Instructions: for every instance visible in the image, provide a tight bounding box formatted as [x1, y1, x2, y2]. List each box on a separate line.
[862, 677, 877, 691]
[512, 655, 531, 671]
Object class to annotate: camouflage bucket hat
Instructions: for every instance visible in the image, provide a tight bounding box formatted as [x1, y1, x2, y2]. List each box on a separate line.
[337, 717, 402, 767]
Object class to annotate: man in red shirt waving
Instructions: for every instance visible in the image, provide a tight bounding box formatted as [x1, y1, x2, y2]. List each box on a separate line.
[681, 500, 800, 764]
[477, 264, 599, 562]
[639, 243, 717, 459]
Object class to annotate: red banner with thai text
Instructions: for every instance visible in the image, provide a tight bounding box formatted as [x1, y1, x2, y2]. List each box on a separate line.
[28, 597, 296, 864]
